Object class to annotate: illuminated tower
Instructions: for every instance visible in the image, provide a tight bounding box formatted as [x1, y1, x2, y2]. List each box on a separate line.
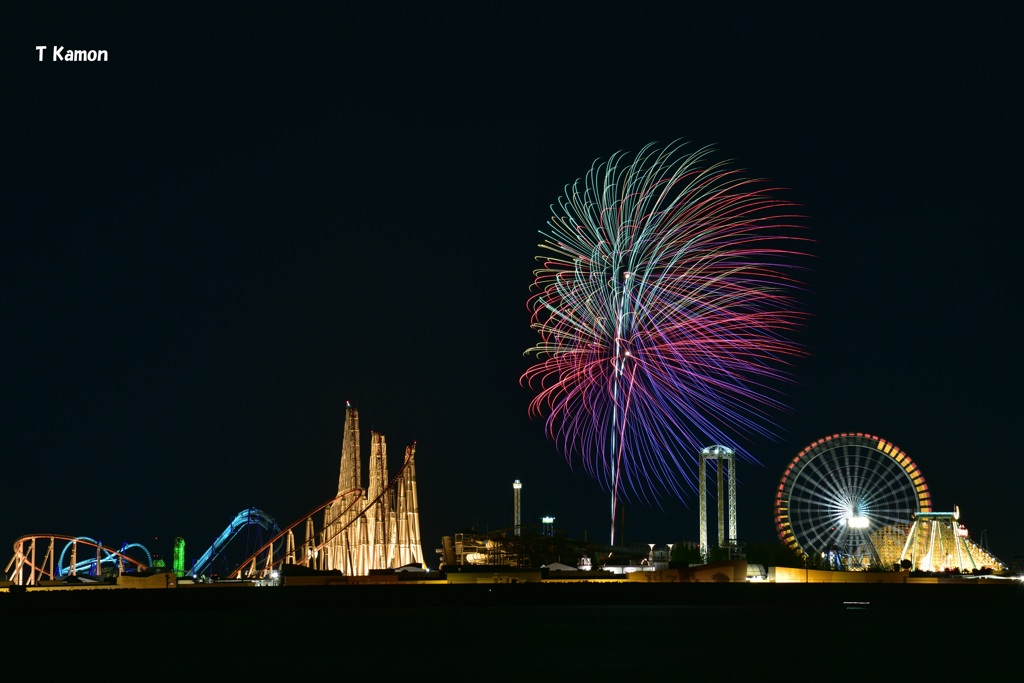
[324, 401, 365, 575]
[322, 403, 425, 574]
[513, 480, 522, 536]
[173, 537, 185, 578]
[393, 444, 424, 568]
[698, 445, 737, 563]
[337, 401, 361, 494]
[367, 431, 390, 571]
[542, 516, 555, 536]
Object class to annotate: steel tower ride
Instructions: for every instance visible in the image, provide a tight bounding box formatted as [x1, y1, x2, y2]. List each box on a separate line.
[699, 445, 737, 563]
[513, 480, 522, 536]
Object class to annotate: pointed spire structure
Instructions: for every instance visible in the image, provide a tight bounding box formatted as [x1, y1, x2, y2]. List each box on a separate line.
[337, 401, 361, 495]
[393, 443, 423, 568]
[322, 403, 425, 574]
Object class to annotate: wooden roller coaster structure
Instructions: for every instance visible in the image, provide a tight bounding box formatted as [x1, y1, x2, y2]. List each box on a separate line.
[229, 442, 423, 579]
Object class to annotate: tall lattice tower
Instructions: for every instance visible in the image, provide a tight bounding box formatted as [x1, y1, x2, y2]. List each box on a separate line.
[321, 402, 425, 574]
[513, 480, 522, 536]
[699, 445, 737, 563]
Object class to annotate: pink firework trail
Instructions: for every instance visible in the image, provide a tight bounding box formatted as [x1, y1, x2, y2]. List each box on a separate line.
[521, 141, 813, 545]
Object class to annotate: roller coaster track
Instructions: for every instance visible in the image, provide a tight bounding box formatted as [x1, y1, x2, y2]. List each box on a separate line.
[189, 507, 279, 578]
[5, 535, 151, 586]
[58, 538, 153, 577]
[4, 509, 278, 586]
[5, 435, 420, 585]
[230, 446, 419, 579]
[226, 487, 363, 579]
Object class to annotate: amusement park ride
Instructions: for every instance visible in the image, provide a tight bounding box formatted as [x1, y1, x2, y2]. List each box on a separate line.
[3, 428, 1008, 586]
[5, 403, 426, 586]
[773, 433, 1005, 572]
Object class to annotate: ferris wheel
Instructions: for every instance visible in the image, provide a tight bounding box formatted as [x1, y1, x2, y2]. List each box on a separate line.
[774, 433, 932, 569]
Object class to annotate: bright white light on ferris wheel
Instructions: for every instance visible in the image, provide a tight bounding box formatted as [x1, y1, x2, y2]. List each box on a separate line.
[846, 515, 869, 529]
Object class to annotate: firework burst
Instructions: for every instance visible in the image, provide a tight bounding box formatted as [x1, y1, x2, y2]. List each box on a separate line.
[521, 140, 812, 544]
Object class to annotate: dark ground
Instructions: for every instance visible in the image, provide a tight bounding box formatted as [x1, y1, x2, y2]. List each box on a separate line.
[3, 582, 1018, 674]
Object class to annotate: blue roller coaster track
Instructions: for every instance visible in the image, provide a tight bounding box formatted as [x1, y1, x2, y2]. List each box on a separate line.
[190, 508, 280, 578]
[58, 538, 153, 577]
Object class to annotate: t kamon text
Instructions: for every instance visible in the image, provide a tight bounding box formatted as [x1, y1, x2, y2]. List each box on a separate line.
[36, 46, 109, 62]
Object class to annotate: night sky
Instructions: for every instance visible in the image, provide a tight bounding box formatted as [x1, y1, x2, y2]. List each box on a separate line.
[5, 4, 1022, 569]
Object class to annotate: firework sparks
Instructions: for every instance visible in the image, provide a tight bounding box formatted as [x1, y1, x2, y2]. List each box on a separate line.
[521, 140, 812, 544]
